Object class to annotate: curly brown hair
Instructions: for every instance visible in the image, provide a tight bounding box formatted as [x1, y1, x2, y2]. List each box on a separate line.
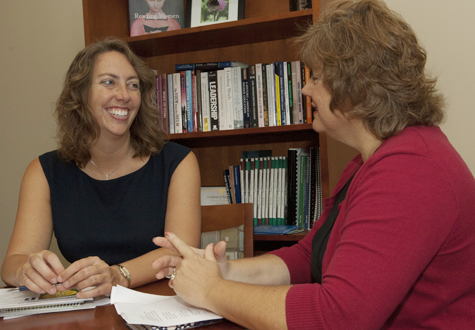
[297, 0, 445, 140]
[55, 38, 166, 167]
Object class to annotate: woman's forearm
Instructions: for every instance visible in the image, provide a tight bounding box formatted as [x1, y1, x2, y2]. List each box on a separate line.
[207, 278, 290, 330]
[226, 254, 291, 286]
[1, 254, 27, 286]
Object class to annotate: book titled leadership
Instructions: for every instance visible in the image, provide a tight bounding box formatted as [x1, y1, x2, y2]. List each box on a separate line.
[128, 0, 185, 37]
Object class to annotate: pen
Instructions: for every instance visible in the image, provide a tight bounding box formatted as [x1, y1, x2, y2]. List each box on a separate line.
[7, 286, 29, 292]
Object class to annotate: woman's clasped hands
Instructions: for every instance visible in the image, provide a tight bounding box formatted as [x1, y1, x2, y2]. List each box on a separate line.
[17, 250, 122, 299]
[152, 231, 227, 309]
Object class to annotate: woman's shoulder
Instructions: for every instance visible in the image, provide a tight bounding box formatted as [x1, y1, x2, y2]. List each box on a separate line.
[160, 142, 190, 156]
[150, 142, 192, 169]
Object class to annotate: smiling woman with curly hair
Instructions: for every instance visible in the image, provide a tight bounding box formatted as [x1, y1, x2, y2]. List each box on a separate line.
[2, 38, 201, 300]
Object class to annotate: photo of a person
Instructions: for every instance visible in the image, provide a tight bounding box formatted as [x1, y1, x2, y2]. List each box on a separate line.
[130, 0, 183, 37]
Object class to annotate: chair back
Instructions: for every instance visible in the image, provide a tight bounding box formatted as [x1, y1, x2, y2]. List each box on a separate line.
[201, 203, 254, 258]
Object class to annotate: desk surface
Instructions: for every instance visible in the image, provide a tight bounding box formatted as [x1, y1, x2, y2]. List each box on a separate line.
[0, 281, 245, 330]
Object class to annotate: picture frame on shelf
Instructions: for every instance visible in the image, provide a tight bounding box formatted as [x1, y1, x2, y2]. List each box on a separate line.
[186, 0, 244, 28]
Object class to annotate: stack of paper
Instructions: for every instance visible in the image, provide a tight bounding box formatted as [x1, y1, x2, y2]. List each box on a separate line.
[111, 285, 222, 329]
[0, 287, 109, 319]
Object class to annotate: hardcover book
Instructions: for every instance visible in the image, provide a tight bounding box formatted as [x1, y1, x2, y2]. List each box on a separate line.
[128, 0, 185, 36]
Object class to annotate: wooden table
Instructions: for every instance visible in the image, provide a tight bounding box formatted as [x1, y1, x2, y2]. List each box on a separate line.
[0, 280, 245, 330]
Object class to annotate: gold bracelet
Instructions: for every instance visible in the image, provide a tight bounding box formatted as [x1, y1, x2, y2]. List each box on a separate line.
[116, 264, 131, 286]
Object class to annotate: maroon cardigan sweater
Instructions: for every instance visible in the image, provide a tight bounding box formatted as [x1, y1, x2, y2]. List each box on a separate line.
[271, 126, 475, 329]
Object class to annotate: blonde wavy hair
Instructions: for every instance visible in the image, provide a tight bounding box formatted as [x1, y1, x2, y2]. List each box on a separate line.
[55, 38, 166, 167]
[297, 0, 445, 140]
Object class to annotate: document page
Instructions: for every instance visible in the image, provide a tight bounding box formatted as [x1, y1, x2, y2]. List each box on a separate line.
[111, 285, 222, 327]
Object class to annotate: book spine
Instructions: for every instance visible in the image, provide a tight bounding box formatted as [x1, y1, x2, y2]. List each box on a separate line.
[175, 61, 248, 71]
[160, 73, 169, 134]
[232, 67, 244, 129]
[304, 65, 312, 123]
[208, 71, 219, 131]
[195, 70, 203, 132]
[185, 70, 193, 132]
[300, 63, 307, 123]
[287, 149, 297, 225]
[175, 63, 196, 71]
[266, 63, 276, 127]
[167, 74, 174, 134]
[277, 61, 287, 126]
[192, 73, 198, 132]
[264, 156, 272, 225]
[224, 67, 234, 130]
[240, 158, 245, 203]
[282, 156, 288, 225]
[229, 165, 236, 204]
[180, 71, 187, 133]
[200, 71, 210, 132]
[291, 62, 298, 125]
[304, 155, 310, 229]
[256, 158, 263, 225]
[287, 62, 294, 125]
[233, 165, 242, 203]
[248, 65, 258, 128]
[172, 73, 182, 134]
[297, 154, 308, 229]
[241, 67, 251, 128]
[261, 64, 269, 127]
[283, 62, 291, 126]
[250, 158, 257, 225]
[268, 157, 276, 225]
[263, 157, 269, 225]
[223, 169, 232, 204]
[275, 65, 282, 126]
[255, 63, 265, 127]
[217, 69, 227, 130]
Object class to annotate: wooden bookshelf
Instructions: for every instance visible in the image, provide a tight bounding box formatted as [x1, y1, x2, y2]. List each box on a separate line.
[82, 0, 357, 254]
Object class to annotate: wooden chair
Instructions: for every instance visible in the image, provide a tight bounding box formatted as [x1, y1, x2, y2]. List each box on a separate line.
[201, 203, 254, 258]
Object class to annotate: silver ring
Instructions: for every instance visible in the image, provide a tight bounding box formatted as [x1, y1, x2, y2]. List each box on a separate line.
[166, 267, 176, 280]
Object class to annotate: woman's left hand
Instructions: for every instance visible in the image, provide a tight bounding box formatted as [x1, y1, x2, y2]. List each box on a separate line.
[56, 256, 121, 298]
[157, 231, 224, 309]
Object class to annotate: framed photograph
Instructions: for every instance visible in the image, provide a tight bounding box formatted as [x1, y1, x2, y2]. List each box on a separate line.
[186, 0, 244, 28]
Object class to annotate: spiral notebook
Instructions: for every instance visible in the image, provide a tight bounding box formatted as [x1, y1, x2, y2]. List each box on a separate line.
[0, 287, 95, 318]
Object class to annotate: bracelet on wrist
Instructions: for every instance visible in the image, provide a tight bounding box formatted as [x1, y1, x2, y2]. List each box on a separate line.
[116, 264, 131, 287]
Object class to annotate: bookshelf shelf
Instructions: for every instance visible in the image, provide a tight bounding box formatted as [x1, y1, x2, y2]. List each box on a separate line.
[82, 0, 356, 255]
[169, 124, 316, 147]
[125, 10, 314, 57]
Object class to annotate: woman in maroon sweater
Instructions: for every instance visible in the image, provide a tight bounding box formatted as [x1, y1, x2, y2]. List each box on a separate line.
[152, 0, 475, 328]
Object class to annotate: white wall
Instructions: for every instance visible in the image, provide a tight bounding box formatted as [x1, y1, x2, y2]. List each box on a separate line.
[384, 0, 475, 173]
[1, 0, 474, 287]
[0, 1, 85, 286]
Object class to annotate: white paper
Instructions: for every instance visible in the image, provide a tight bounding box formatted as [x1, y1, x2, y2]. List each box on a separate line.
[110, 285, 222, 327]
[0, 287, 109, 319]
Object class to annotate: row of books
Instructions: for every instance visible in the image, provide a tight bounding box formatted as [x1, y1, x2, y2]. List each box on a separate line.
[223, 148, 323, 230]
[154, 60, 314, 134]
